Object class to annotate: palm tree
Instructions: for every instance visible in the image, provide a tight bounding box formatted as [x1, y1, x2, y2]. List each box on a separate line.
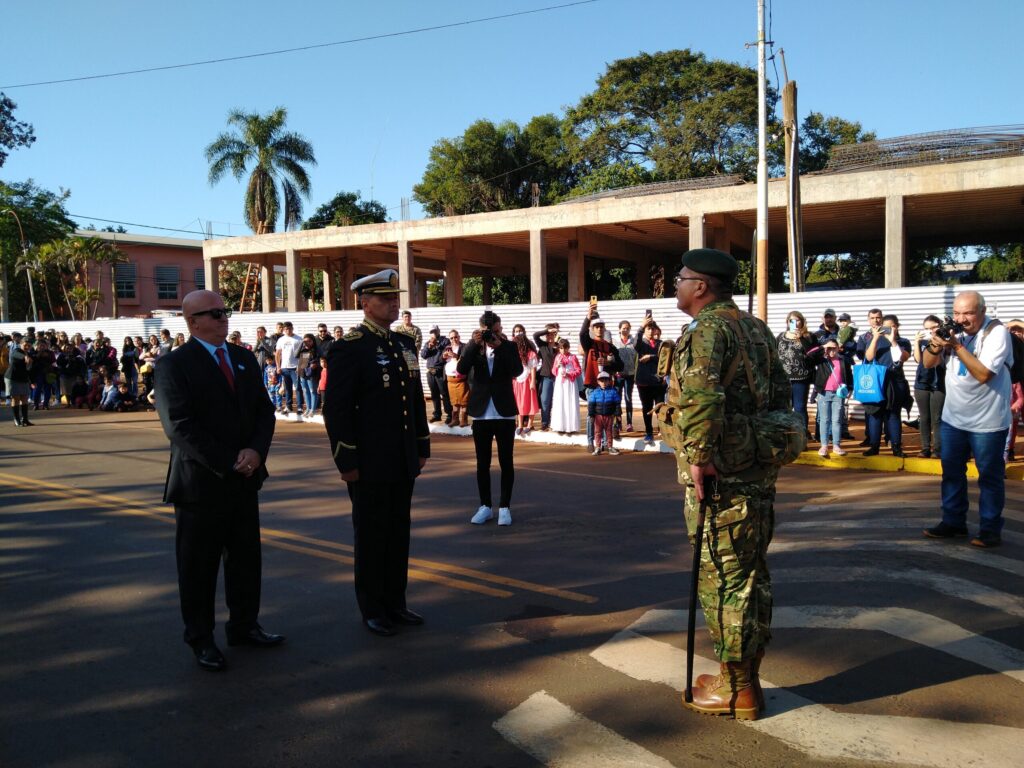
[205, 107, 317, 234]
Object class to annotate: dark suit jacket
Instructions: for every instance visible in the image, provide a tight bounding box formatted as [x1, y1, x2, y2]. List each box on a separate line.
[457, 338, 523, 418]
[154, 337, 275, 505]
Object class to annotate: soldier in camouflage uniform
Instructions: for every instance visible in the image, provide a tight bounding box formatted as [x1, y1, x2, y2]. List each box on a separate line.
[658, 249, 795, 721]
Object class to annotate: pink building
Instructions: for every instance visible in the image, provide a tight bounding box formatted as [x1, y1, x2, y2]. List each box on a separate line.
[77, 230, 205, 318]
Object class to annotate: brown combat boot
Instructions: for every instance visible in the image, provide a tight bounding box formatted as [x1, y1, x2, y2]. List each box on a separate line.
[684, 660, 759, 720]
[694, 648, 765, 713]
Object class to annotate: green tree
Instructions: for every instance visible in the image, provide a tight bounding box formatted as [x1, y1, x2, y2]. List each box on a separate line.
[564, 49, 773, 182]
[0, 93, 36, 168]
[0, 180, 75, 320]
[798, 112, 876, 173]
[970, 243, 1024, 283]
[414, 114, 576, 216]
[562, 161, 655, 199]
[303, 191, 388, 229]
[205, 107, 316, 234]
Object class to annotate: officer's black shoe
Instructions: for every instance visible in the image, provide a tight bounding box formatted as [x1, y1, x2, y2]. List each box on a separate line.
[429, 415, 441, 423]
[363, 617, 396, 637]
[193, 641, 227, 671]
[226, 625, 286, 647]
[923, 522, 968, 539]
[388, 608, 424, 626]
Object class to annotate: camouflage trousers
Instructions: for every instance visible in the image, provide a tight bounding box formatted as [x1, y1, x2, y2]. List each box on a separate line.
[683, 477, 776, 662]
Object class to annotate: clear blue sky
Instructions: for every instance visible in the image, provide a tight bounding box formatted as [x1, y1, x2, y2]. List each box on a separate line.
[3, 0, 1020, 240]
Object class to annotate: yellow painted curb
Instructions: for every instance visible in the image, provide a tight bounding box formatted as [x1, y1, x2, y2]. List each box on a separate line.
[794, 451, 1024, 481]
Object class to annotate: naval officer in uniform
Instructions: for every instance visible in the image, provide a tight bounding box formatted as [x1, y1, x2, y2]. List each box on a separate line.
[323, 269, 430, 636]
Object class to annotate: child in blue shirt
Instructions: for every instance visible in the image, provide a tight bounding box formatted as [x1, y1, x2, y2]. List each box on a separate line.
[587, 371, 620, 455]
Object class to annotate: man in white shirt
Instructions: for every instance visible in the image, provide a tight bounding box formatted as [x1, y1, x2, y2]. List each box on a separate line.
[274, 321, 303, 413]
[921, 290, 1013, 548]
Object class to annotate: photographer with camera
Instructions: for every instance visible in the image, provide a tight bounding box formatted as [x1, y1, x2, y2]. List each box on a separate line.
[458, 311, 523, 527]
[912, 315, 946, 458]
[922, 291, 1013, 548]
[420, 325, 452, 424]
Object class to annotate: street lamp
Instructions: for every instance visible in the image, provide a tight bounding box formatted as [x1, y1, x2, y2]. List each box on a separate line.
[1, 208, 37, 322]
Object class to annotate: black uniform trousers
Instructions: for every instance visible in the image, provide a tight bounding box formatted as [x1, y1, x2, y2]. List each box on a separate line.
[174, 490, 262, 646]
[427, 369, 452, 420]
[347, 478, 414, 619]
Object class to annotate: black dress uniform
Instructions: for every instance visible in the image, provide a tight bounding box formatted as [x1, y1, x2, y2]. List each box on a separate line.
[323, 313, 430, 627]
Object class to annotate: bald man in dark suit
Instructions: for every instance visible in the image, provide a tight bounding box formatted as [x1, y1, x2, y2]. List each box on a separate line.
[154, 290, 283, 671]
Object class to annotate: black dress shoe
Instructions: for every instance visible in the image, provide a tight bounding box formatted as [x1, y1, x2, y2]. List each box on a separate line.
[226, 625, 286, 647]
[388, 608, 424, 626]
[863, 447, 880, 456]
[363, 617, 396, 636]
[193, 641, 227, 671]
[858, 438, 871, 447]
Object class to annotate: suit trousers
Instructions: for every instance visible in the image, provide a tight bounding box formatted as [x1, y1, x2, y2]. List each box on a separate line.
[174, 491, 262, 646]
[427, 369, 452, 419]
[472, 418, 516, 508]
[347, 478, 413, 619]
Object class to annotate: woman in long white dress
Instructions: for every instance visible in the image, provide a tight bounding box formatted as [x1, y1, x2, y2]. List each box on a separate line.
[550, 338, 581, 434]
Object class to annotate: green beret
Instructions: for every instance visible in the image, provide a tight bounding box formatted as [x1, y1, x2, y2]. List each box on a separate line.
[680, 248, 738, 283]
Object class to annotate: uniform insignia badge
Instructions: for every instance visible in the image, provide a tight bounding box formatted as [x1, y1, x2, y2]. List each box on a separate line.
[382, 374, 390, 382]
[343, 330, 363, 341]
[401, 349, 419, 372]
[375, 352, 390, 367]
[238, 364, 245, 370]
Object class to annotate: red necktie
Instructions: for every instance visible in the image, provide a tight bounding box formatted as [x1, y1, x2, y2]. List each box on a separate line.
[215, 347, 235, 392]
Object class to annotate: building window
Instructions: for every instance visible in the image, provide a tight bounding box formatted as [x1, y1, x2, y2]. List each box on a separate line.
[194, 268, 205, 290]
[114, 263, 137, 299]
[154, 266, 180, 300]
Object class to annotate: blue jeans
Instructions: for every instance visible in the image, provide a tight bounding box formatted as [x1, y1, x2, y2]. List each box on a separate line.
[279, 368, 297, 410]
[791, 378, 810, 432]
[616, 375, 635, 425]
[539, 376, 554, 427]
[816, 392, 844, 447]
[940, 422, 1007, 536]
[300, 377, 319, 414]
[866, 407, 901, 448]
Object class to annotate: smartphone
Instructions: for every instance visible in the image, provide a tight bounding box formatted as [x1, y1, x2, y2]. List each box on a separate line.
[645, 309, 653, 318]
[590, 295, 598, 305]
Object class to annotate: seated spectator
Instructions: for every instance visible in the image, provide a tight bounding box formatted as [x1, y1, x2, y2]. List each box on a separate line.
[99, 377, 120, 411]
[69, 376, 88, 408]
[913, 315, 946, 458]
[550, 338, 581, 435]
[809, 340, 852, 457]
[116, 382, 137, 412]
[85, 374, 104, 410]
[588, 371, 621, 455]
[444, 330, 469, 427]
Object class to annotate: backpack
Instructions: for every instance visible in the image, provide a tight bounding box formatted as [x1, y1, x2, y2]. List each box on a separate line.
[980, 320, 1024, 385]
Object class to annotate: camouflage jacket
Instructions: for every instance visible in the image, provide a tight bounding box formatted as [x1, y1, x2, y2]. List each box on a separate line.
[661, 300, 791, 482]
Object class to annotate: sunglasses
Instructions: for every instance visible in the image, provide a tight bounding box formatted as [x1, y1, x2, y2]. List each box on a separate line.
[673, 275, 704, 288]
[190, 308, 232, 320]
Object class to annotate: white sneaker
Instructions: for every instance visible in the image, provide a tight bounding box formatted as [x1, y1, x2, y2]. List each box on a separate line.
[497, 507, 512, 526]
[608, 447, 620, 456]
[471, 506, 493, 524]
[592, 447, 602, 456]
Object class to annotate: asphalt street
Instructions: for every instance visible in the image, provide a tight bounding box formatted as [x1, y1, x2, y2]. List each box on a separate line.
[1, 408, 1021, 768]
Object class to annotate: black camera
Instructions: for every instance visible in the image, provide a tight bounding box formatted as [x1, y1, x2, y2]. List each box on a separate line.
[480, 329, 496, 344]
[934, 315, 964, 341]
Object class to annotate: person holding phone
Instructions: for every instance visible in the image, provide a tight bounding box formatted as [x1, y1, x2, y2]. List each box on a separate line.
[459, 311, 523, 526]
[913, 315, 946, 457]
[775, 311, 815, 440]
[580, 307, 623, 453]
[863, 314, 912, 456]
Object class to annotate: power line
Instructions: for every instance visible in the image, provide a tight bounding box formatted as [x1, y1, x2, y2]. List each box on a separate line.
[2, 1, 602, 90]
[72, 215, 229, 238]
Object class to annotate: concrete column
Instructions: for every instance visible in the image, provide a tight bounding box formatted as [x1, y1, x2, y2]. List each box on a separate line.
[444, 245, 463, 307]
[567, 230, 585, 302]
[285, 248, 302, 313]
[260, 259, 275, 313]
[482, 275, 493, 306]
[341, 257, 356, 311]
[529, 229, 547, 304]
[204, 257, 219, 294]
[688, 211, 706, 251]
[635, 252, 651, 299]
[323, 265, 337, 311]
[397, 240, 417, 306]
[884, 195, 906, 289]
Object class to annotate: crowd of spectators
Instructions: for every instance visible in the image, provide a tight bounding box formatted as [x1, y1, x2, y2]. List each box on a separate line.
[2, 299, 1020, 466]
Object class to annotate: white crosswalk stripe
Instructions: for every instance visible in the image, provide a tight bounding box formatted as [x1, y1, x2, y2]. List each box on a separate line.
[770, 539, 1024, 577]
[494, 691, 678, 768]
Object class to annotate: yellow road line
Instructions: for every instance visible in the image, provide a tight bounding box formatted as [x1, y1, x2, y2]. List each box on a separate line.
[0, 472, 589, 603]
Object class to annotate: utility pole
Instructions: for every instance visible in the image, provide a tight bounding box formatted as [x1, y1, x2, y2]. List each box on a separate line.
[780, 49, 804, 293]
[755, 0, 769, 320]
